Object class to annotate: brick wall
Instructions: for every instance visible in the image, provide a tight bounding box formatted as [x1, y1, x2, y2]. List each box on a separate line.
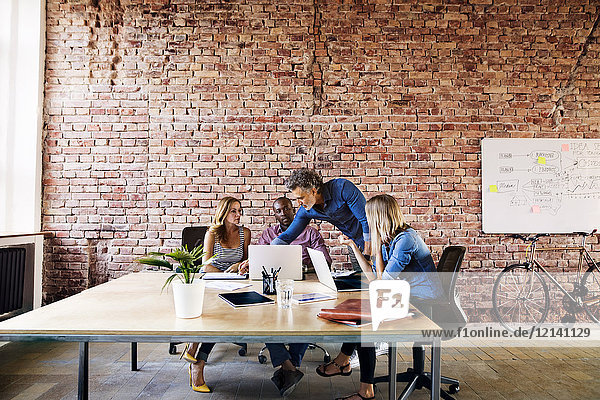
[42, 0, 600, 320]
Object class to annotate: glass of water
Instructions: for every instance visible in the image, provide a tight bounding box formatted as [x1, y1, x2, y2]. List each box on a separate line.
[276, 279, 294, 309]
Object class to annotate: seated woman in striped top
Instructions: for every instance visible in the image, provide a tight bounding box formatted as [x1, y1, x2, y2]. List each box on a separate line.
[183, 196, 251, 393]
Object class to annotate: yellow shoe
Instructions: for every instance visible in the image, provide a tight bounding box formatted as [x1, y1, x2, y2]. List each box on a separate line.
[188, 364, 211, 393]
[181, 343, 198, 364]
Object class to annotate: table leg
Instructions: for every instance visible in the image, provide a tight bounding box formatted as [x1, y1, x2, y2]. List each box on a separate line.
[131, 342, 138, 371]
[388, 342, 397, 400]
[430, 338, 441, 400]
[78, 342, 89, 400]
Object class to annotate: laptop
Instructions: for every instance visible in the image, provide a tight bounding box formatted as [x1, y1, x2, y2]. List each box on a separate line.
[308, 248, 369, 292]
[248, 245, 303, 280]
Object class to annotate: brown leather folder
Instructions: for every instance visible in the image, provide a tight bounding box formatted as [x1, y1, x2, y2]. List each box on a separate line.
[317, 299, 372, 325]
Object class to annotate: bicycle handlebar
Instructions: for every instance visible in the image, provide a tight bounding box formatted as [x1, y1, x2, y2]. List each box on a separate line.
[508, 233, 549, 242]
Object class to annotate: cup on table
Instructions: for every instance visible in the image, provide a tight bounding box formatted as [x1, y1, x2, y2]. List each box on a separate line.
[276, 279, 294, 309]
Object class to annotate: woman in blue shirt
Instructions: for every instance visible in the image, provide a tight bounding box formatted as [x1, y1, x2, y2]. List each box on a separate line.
[316, 194, 442, 400]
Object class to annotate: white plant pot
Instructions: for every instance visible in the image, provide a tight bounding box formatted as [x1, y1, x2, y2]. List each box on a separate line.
[171, 280, 205, 319]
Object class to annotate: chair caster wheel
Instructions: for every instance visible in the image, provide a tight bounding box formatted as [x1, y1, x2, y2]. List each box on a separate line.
[448, 384, 460, 394]
[238, 348, 247, 356]
[324, 354, 331, 363]
[258, 355, 268, 364]
[169, 344, 177, 355]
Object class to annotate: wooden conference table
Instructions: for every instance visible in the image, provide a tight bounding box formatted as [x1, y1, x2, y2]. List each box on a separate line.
[0, 272, 442, 400]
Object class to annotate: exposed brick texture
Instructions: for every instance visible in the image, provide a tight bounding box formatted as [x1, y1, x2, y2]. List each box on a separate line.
[42, 0, 600, 321]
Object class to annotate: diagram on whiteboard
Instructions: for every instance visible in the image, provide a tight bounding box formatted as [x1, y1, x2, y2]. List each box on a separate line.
[482, 139, 600, 233]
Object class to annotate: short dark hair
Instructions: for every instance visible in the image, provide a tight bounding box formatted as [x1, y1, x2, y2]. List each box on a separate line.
[285, 169, 324, 193]
[273, 197, 292, 208]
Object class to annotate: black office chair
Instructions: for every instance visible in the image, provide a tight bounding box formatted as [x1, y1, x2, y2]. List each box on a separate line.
[168, 226, 248, 357]
[374, 245, 467, 400]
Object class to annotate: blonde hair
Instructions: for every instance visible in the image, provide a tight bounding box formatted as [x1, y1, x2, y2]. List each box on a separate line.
[365, 194, 409, 244]
[210, 196, 241, 242]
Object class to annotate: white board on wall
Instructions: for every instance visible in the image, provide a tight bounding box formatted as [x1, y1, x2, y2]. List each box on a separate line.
[482, 138, 600, 233]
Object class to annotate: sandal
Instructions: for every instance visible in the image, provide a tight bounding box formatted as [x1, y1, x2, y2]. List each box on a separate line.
[336, 393, 375, 400]
[180, 343, 197, 364]
[316, 360, 352, 377]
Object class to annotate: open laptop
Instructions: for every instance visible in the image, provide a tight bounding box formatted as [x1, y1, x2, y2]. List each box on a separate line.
[248, 245, 303, 280]
[308, 248, 369, 292]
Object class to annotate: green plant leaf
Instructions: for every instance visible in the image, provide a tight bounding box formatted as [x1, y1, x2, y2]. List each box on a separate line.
[161, 273, 179, 292]
[137, 257, 173, 270]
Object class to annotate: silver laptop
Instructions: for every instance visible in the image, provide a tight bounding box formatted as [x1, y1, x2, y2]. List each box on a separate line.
[308, 248, 368, 292]
[248, 245, 303, 280]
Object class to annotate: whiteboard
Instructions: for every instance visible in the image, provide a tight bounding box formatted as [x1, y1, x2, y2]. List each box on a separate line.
[482, 138, 600, 233]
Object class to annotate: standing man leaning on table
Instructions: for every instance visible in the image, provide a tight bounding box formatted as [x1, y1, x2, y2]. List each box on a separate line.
[271, 168, 371, 269]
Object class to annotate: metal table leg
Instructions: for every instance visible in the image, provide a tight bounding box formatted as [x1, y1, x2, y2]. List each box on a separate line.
[430, 338, 441, 400]
[388, 342, 397, 400]
[131, 342, 138, 371]
[78, 342, 89, 400]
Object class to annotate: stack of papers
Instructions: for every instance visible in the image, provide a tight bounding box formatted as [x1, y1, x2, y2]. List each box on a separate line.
[205, 281, 251, 291]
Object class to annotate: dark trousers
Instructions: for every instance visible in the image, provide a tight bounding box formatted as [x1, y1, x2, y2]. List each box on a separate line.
[341, 342, 376, 384]
[196, 343, 215, 362]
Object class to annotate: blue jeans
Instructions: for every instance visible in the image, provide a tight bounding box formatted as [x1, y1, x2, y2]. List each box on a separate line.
[265, 343, 310, 368]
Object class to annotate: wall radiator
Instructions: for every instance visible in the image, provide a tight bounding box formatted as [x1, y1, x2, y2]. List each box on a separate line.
[0, 245, 33, 318]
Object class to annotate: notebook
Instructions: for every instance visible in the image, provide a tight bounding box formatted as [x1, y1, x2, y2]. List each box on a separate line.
[308, 248, 369, 292]
[317, 299, 372, 327]
[218, 291, 275, 308]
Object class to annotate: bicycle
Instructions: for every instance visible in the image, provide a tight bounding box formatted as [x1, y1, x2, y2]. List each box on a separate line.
[492, 229, 600, 331]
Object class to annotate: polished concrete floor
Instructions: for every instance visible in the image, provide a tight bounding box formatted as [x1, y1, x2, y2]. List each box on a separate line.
[0, 341, 599, 399]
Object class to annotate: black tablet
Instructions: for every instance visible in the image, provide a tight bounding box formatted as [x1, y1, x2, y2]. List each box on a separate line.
[218, 291, 275, 307]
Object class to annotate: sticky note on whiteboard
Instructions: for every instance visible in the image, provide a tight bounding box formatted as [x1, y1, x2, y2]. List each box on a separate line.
[532, 205, 541, 214]
[561, 144, 569, 152]
[489, 185, 498, 192]
[537, 157, 546, 164]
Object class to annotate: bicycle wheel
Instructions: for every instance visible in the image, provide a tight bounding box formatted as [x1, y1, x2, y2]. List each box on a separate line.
[581, 263, 600, 323]
[492, 264, 550, 331]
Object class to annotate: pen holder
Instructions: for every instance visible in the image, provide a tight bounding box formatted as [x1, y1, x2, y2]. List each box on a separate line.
[263, 274, 277, 295]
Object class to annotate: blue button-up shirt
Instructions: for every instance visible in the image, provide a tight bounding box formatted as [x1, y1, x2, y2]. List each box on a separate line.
[271, 178, 370, 250]
[377, 228, 443, 300]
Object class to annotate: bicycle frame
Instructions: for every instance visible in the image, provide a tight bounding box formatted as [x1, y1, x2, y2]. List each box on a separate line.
[526, 234, 599, 306]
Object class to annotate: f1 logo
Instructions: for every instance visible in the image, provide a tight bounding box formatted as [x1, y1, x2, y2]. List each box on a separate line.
[369, 280, 410, 330]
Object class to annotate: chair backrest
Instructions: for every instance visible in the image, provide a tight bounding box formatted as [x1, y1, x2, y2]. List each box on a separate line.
[435, 245, 467, 325]
[182, 226, 208, 251]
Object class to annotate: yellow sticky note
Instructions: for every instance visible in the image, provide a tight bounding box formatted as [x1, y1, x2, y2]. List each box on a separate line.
[532, 205, 541, 214]
[538, 157, 546, 164]
[489, 185, 498, 193]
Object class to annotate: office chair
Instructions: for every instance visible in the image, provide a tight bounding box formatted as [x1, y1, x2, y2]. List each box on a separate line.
[168, 226, 248, 357]
[374, 245, 467, 400]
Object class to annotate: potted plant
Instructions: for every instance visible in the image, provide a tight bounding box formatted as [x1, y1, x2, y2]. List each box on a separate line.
[138, 245, 213, 318]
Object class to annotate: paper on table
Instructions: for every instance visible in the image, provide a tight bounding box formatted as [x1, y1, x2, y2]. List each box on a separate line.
[205, 281, 251, 291]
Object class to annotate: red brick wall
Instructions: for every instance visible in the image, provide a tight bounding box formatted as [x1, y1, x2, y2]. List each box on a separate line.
[42, 0, 600, 312]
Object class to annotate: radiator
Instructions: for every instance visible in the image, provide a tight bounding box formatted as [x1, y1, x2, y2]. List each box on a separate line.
[0, 247, 27, 315]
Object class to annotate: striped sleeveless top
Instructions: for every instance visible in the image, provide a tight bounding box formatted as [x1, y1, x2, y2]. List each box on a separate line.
[211, 226, 245, 271]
